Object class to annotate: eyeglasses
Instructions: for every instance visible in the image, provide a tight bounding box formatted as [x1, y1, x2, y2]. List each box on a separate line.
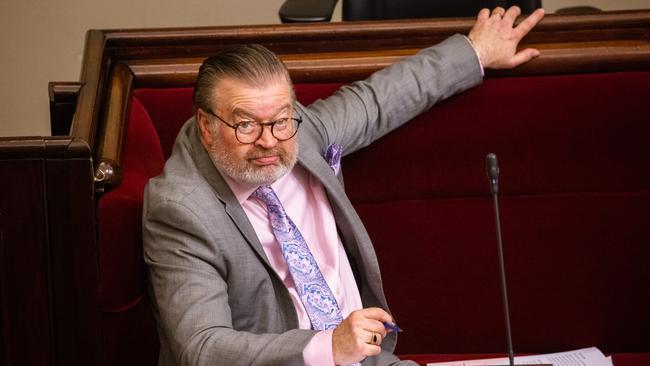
[204, 108, 302, 144]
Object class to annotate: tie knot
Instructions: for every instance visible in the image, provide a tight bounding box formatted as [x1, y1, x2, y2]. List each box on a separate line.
[252, 185, 281, 208]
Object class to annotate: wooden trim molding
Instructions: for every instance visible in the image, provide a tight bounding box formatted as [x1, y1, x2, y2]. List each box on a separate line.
[48, 82, 83, 103]
[70, 30, 109, 152]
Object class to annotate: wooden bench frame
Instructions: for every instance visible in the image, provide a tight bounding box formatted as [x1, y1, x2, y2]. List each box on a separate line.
[54, 10, 650, 193]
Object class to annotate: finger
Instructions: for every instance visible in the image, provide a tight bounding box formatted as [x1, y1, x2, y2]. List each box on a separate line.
[348, 308, 390, 332]
[363, 332, 383, 356]
[374, 332, 383, 345]
[503, 6, 521, 24]
[477, 8, 490, 20]
[491, 7, 506, 18]
[508, 48, 541, 68]
[364, 318, 389, 338]
[366, 330, 382, 345]
[363, 342, 383, 357]
[513, 8, 545, 39]
[351, 314, 389, 341]
[367, 330, 385, 347]
[359, 307, 393, 324]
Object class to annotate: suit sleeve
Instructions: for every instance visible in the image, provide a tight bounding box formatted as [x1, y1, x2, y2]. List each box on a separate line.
[143, 198, 315, 366]
[296, 34, 483, 156]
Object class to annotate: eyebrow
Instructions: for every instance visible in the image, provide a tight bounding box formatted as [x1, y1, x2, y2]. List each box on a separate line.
[231, 103, 292, 121]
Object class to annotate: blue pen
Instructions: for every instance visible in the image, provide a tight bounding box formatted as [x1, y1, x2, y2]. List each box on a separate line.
[383, 322, 403, 333]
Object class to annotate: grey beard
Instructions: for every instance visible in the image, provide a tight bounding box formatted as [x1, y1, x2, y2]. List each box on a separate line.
[208, 142, 299, 187]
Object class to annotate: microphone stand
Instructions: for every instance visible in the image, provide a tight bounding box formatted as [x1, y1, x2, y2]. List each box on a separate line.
[485, 153, 550, 366]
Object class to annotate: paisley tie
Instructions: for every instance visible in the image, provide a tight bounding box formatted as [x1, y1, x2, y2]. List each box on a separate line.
[252, 186, 344, 330]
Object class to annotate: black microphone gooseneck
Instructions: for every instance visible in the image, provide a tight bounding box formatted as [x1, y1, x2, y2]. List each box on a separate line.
[486, 153, 515, 366]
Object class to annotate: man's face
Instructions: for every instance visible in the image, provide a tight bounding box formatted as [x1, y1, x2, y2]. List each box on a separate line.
[197, 76, 298, 187]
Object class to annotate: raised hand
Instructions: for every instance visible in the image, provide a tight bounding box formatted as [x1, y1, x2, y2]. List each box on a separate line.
[468, 6, 545, 69]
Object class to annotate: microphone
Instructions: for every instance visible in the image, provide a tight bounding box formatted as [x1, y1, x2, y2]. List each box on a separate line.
[486, 153, 499, 195]
[483, 154, 551, 366]
[485, 153, 514, 366]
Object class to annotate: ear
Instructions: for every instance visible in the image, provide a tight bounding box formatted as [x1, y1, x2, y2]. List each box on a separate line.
[196, 108, 214, 147]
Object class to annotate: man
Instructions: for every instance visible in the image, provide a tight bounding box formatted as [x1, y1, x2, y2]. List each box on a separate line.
[143, 6, 545, 366]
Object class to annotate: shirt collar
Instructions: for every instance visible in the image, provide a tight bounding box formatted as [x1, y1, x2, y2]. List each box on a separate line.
[217, 165, 293, 205]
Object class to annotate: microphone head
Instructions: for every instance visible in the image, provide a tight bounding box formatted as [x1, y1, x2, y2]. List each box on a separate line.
[486, 153, 499, 180]
[486, 153, 500, 195]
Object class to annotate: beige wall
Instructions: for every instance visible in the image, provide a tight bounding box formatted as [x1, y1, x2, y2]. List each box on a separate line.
[0, 0, 288, 137]
[0, 0, 646, 137]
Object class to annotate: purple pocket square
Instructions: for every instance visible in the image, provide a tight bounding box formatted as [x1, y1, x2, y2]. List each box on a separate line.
[324, 144, 342, 175]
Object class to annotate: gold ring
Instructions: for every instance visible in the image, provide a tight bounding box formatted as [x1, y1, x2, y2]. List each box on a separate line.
[371, 332, 378, 344]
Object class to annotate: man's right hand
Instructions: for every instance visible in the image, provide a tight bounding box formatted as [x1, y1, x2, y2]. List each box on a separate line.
[332, 308, 394, 365]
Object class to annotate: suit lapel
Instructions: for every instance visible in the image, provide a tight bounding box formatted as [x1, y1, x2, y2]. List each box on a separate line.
[299, 147, 390, 314]
[188, 122, 274, 270]
[298, 148, 366, 281]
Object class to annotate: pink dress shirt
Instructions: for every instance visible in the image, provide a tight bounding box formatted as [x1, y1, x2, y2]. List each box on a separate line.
[221, 164, 363, 365]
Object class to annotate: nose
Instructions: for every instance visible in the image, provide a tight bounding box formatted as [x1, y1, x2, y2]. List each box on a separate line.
[254, 124, 278, 149]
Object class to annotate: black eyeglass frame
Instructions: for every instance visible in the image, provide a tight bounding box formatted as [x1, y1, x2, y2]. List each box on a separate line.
[204, 108, 302, 144]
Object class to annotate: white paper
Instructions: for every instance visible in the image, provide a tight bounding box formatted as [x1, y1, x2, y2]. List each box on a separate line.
[426, 347, 613, 366]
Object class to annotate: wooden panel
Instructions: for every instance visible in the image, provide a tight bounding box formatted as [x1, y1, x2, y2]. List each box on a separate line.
[49, 82, 82, 136]
[0, 137, 99, 366]
[44, 139, 101, 366]
[0, 145, 53, 366]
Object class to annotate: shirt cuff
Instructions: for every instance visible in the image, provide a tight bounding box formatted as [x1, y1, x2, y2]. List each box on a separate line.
[303, 329, 335, 366]
[462, 34, 485, 77]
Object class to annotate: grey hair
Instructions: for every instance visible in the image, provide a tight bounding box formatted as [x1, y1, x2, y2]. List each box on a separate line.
[193, 44, 294, 114]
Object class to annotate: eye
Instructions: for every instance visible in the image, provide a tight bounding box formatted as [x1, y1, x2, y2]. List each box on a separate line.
[237, 121, 257, 134]
[274, 118, 289, 130]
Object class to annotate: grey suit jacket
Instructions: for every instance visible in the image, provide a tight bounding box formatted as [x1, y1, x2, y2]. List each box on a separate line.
[143, 34, 482, 366]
